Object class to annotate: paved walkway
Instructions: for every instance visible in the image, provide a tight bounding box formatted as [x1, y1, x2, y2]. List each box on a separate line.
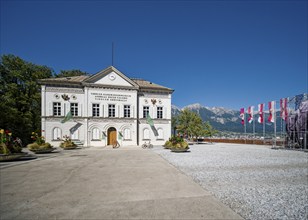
[0, 147, 242, 219]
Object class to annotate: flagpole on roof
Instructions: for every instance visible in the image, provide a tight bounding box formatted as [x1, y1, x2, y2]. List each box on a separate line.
[112, 42, 114, 66]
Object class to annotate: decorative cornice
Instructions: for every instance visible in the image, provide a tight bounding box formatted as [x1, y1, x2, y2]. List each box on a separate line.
[82, 83, 139, 91]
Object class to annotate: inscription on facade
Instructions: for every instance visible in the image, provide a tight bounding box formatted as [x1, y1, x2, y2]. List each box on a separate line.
[91, 93, 131, 102]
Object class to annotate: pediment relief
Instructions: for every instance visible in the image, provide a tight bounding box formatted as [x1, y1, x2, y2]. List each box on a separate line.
[84, 66, 139, 88]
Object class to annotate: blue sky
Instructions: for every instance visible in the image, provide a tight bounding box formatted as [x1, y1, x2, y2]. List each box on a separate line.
[1, 0, 307, 110]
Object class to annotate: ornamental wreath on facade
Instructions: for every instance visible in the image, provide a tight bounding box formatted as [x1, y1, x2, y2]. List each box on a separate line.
[151, 99, 157, 105]
[61, 94, 70, 101]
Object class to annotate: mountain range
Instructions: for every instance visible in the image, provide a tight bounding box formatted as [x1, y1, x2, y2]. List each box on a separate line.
[172, 103, 283, 134]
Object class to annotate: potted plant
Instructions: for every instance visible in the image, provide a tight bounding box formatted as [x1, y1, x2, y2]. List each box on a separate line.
[0, 129, 24, 161]
[27, 132, 55, 153]
[164, 136, 190, 153]
[59, 135, 77, 150]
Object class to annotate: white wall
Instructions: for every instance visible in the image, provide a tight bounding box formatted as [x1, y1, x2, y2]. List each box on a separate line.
[42, 86, 172, 147]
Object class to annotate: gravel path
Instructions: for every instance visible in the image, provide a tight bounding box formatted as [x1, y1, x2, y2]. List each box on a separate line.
[152, 143, 308, 220]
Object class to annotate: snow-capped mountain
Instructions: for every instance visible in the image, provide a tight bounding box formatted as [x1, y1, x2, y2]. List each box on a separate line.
[172, 103, 278, 133]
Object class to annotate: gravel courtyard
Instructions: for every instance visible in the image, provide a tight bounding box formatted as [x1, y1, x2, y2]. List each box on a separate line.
[152, 143, 308, 220]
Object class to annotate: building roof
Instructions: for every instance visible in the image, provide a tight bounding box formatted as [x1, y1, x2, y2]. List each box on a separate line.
[39, 66, 174, 93]
[132, 79, 173, 92]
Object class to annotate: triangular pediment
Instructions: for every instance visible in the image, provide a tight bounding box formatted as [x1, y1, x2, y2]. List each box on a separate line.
[84, 66, 139, 88]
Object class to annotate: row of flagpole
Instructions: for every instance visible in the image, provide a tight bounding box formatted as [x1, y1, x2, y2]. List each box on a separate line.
[239, 94, 307, 147]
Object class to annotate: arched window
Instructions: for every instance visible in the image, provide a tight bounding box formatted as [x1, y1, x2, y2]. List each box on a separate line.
[71, 129, 79, 140]
[53, 127, 62, 140]
[143, 128, 150, 140]
[124, 128, 131, 140]
[157, 128, 164, 140]
[92, 128, 100, 140]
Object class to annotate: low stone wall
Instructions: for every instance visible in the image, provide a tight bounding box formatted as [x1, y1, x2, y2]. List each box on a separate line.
[203, 138, 285, 146]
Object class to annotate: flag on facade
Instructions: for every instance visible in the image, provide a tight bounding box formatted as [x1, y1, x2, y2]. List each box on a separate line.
[61, 111, 72, 123]
[280, 98, 288, 121]
[240, 108, 245, 125]
[268, 101, 275, 123]
[146, 113, 154, 126]
[247, 106, 254, 123]
[295, 94, 304, 110]
[118, 131, 122, 140]
[258, 103, 264, 124]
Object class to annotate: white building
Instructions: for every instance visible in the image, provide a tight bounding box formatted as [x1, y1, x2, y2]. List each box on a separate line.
[39, 66, 174, 147]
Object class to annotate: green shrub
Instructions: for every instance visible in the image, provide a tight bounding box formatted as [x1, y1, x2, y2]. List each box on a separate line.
[163, 136, 189, 150]
[0, 143, 11, 155]
[39, 142, 52, 149]
[27, 142, 53, 150]
[27, 142, 40, 150]
[60, 136, 76, 149]
[163, 140, 172, 149]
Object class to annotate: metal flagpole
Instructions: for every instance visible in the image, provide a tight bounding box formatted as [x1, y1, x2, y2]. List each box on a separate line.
[263, 104, 265, 145]
[274, 101, 277, 147]
[253, 109, 255, 145]
[244, 109, 247, 144]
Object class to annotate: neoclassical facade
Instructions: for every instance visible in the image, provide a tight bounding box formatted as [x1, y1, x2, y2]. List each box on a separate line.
[39, 66, 173, 147]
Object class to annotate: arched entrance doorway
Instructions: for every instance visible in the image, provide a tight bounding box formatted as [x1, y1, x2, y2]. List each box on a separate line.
[107, 127, 117, 145]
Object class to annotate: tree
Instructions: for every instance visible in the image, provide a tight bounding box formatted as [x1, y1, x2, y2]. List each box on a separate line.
[55, 69, 88, 78]
[0, 54, 53, 145]
[177, 109, 204, 139]
[171, 115, 178, 136]
[204, 121, 219, 143]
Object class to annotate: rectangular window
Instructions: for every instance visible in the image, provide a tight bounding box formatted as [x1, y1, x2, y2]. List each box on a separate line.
[124, 105, 131, 118]
[53, 102, 61, 116]
[71, 103, 78, 116]
[108, 104, 115, 117]
[143, 106, 149, 118]
[157, 107, 163, 119]
[92, 104, 100, 117]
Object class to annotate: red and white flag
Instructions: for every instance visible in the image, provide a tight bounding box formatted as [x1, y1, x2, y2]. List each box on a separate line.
[280, 98, 288, 121]
[258, 104, 264, 124]
[247, 106, 254, 123]
[268, 101, 275, 123]
[240, 108, 245, 125]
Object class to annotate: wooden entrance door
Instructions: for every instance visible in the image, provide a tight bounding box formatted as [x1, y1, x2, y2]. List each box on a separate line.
[107, 127, 117, 145]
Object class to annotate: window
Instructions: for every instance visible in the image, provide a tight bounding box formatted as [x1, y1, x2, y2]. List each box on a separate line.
[143, 128, 150, 140]
[124, 128, 131, 140]
[92, 104, 100, 117]
[71, 103, 78, 116]
[124, 105, 131, 118]
[157, 107, 163, 119]
[53, 127, 61, 140]
[53, 102, 61, 116]
[92, 128, 100, 140]
[71, 129, 79, 140]
[157, 128, 164, 140]
[108, 104, 115, 117]
[143, 106, 149, 118]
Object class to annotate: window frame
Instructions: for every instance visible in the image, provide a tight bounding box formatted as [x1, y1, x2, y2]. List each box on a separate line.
[92, 128, 100, 140]
[92, 103, 100, 117]
[123, 128, 131, 140]
[157, 106, 163, 119]
[143, 106, 149, 118]
[53, 102, 61, 116]
[53, 127, 62, 141]
[124, 105, 131, 118]
[70, 103, 78, 116]
[143, 128, 150, 140]
[108, 104, 116, 117]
